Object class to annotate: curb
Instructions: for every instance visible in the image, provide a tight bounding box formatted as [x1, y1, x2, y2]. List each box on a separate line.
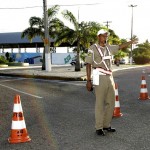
[0, 73, 87, 81]
[0, 65, 149, 81]
[0, 64, 8, 68]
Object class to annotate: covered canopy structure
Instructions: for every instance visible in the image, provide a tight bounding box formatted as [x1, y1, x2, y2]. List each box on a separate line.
[0, 32, 51, 49]
[0, 32, 75, 50]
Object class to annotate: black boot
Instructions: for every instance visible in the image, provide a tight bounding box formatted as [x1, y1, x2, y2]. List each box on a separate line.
[103, 127, 116, 132]
[96, 129, 105, 136]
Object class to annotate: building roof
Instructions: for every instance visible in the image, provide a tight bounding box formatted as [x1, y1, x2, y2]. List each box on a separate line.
[0, 32, 76, 49]
[0, 32, 55, 49]
[0, 32, 42, 44]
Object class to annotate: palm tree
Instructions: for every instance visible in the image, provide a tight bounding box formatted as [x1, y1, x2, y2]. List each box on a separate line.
[21, 5, 60, 70]
[21, 17, 44, 41]
[54, 10, 102, 71]
[108, 29, 120, 45]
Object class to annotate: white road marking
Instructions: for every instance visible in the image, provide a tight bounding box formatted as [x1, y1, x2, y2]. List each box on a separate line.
[0, 78, 27, 83]
[0, 83, 43, 99]
[0, 77, 85, 98]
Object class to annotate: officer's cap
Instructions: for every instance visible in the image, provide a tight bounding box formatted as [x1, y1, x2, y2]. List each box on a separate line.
[97, 29, 110, 36]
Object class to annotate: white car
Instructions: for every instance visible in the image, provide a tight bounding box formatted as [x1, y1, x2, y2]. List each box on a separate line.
[120, 59, 126, 64]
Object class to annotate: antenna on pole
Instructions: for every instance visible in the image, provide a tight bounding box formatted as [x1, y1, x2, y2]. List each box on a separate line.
[103, 21, 112, 28]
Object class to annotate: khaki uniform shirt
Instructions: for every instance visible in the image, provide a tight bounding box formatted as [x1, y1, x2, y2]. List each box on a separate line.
[85, 44, 119, 71]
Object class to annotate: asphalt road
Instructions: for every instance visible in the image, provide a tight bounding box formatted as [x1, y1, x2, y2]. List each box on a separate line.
[0, 66, 150, 150]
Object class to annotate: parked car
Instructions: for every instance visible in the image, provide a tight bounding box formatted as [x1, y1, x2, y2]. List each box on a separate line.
[70, 59, 85, 66]
[70, 60, 76, 65]
[120, 59, 126, 64]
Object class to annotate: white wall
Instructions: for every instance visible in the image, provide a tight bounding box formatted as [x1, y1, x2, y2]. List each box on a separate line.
[34, 56, 42, 64]
[52, 53, 75, 65]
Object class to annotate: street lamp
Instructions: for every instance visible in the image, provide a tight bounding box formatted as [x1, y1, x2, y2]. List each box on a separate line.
[129, 4, 137, 65]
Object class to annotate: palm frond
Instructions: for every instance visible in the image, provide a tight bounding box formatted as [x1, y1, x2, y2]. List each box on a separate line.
[48, 5, 60, 18]
[62, 10, 78, 30]
[54, 29, 76, 46]
[21, 27, 44, 42]
[29, 17, 43, 28]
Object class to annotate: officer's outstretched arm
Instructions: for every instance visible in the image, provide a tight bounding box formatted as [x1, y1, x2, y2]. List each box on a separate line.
[119, 38, 138, 49]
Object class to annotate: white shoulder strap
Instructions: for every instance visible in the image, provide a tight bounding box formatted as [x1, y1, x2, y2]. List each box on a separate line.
[94, 44, 111, 70]
[94, 44, 103, 57]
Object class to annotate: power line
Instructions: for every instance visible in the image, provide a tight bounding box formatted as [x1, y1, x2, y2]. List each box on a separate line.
[0, 3, 103, 10]
[55, 3, 103, 7]
[0, 6, 42, 10]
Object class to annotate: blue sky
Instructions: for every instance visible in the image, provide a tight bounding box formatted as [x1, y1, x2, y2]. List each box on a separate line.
[0, 0, 150, 43]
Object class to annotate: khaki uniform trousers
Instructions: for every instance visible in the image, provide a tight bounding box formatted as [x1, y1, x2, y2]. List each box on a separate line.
[94, 74, 115, 130]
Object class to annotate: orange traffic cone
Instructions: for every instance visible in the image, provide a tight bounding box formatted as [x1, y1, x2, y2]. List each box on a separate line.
[139, 76, 150, 100]
[113, 83, 123, 117]
[8, 95, 31, 144]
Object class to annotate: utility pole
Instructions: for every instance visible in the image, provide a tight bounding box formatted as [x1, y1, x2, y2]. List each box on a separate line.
[78, 7, 80, 23]
[129, 4, 137, 65]
[43, 0, 51, 71]
[103, 21, 112, 28]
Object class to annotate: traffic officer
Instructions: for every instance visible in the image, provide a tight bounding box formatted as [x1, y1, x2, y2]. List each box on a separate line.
[85, 29, 138, 136]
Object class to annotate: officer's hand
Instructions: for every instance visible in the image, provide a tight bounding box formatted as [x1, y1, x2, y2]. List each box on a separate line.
[86, 80, 93, 91]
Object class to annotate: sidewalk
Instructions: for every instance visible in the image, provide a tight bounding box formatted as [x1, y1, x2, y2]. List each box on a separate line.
[0, 64, 148, 81]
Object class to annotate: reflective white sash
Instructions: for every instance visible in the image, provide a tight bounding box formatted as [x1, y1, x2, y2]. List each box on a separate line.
[94, 44, 112, 71]
[95, 68, 112, 75]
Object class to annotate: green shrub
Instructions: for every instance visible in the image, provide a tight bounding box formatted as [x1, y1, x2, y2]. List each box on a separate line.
[0, 56, 8, 64]
[9, 57, 14, 62]
[133, 55, 150, 64]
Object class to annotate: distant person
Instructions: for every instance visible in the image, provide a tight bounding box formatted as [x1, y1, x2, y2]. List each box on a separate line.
[85, 29, 138, 136]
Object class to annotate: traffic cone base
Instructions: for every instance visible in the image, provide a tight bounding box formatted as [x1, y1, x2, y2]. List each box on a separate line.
[113, 101, 123, 117]
[113, 108, 123, 117]
[138, 96, 150, 100]
[8, 129, 31, 144]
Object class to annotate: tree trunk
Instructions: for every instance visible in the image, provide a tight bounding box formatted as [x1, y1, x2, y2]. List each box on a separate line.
[75, 42, 81, 71]
[42, 47, 45, 70]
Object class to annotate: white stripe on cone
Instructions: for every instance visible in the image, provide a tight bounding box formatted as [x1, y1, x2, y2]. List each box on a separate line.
[141, 80, 146, 84]
[13, 104, 23, 112]
[115, 101, 120, 107]
[140, 88, 148, 93]
[11, 120, 26, 129]
[115, 90, 118, 96]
